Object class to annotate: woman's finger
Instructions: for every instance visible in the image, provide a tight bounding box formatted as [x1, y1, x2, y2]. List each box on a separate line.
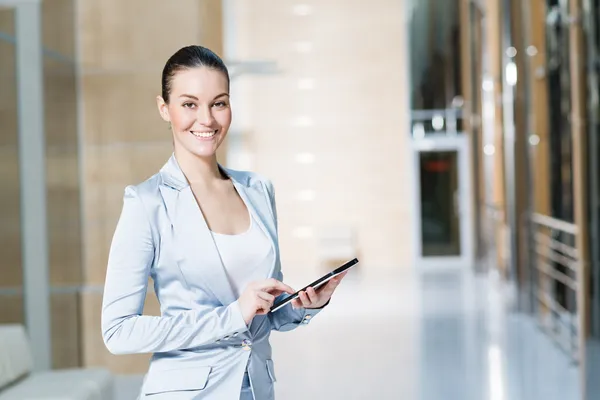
[257, 291, 275, 304]
[291, 298, 302, 309]
[256, 299, 272, 314]
[261, 279, 295, 295]
[316, 279, 337, 297]
[298, 291, 312, 307]
[319, 272, 347, 295]
[306, 287, 319, 303]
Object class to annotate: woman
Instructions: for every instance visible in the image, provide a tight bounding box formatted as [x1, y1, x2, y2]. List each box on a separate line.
[101, 45, 347, 400]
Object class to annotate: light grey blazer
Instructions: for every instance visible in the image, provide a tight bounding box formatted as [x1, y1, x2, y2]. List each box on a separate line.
[101, 154, 324, 399]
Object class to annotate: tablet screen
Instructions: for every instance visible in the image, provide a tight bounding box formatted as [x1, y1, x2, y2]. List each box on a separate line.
[269, 258, 359, 312]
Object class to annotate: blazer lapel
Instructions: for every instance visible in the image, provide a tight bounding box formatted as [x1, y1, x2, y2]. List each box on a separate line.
[159, 155, 237, 307]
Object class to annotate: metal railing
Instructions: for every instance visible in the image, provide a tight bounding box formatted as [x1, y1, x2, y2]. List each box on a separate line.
[527, 212, 580, 363]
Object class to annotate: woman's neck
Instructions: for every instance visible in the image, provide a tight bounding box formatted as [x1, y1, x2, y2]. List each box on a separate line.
[174, 149, 224, 187]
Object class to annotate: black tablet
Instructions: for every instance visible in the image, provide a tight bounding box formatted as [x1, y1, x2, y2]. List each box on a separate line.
[269, 258, 359, 313]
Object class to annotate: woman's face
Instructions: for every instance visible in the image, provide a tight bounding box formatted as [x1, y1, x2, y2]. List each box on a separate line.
[157, 67, 231, 160]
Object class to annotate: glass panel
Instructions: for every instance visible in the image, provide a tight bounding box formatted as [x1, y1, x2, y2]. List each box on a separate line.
[0, 7, 24, 324]
[586, 0, 600, 340]
[42, 0, 82, 369]
[544, 0, 575, 320]
[419, 151, 461, 257]
[546, 0, 574, 222]
[408, 0, 462, 110]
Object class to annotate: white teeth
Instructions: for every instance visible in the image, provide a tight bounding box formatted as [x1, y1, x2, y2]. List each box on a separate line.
[191, 130, 216, 138]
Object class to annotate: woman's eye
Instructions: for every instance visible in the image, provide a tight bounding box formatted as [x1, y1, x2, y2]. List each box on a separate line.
[213, 101, 228, 108]
[183, 103, 195, 108]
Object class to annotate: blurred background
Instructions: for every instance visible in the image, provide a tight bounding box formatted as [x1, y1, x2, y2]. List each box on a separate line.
[1, 0, 600, 399]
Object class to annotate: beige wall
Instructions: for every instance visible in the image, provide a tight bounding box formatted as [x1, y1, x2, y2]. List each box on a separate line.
[232, 0, 413, 277]
[76, 0, 225, 373]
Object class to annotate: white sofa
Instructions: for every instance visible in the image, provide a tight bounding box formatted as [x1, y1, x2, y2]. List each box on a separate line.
[0, 324, 114, 400]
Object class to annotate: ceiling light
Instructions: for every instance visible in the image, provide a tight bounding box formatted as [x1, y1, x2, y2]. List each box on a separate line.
[295, 153, 316, 164]
[297, 190, 316, 201]
[293, 226, 313, 238]
[294, 41, 313, 53]
[484, 144, 495, 156]
[529, 135, 540, 146]
[297, 78, 314, 90]
[431, 115, 445, 131]
[293, 116, 313, 127]
[292, 4, 313, 16]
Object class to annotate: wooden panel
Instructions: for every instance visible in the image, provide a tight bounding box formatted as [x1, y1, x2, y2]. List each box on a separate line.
[568, 0, 589, 396]
[523, 0, 553, 322]
[51, 293, 81, 368]
[510, 0, 532, 293]
[42, 0, 76, 59]
[44, 57, 83, 287]
[528, 0, 551, 216]
[78, 0, 202, 70]
[0, 13, 21, 289]
[0, 296, 23, 325]
[199, 0, 224, 56]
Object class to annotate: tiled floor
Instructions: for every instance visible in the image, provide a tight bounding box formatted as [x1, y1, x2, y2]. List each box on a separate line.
[115, 267, 580, 399]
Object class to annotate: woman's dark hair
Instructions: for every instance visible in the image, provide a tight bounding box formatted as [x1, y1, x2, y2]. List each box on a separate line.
[161, 45, 230, 103]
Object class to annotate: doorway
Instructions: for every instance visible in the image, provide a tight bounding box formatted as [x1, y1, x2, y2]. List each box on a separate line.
[412, 135, 474, 269]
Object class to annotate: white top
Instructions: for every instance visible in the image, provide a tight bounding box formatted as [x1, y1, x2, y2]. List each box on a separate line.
[211, 214, 274, 298]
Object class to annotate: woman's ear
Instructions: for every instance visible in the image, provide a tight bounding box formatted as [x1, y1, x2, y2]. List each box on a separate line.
[156, 95, 170, 122]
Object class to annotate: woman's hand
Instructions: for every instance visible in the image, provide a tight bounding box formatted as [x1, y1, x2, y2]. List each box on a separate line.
[238, 279, 295, 325]
[291, 271, 348, 310]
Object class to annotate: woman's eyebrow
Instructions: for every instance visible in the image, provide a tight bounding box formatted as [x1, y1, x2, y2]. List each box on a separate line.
[178, 93, 230, 100]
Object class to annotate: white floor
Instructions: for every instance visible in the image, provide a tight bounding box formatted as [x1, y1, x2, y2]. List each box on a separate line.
[114, 267, 580, 400]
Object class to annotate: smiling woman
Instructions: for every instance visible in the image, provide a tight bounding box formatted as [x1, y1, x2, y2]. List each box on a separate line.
[100, 45, 348, 400]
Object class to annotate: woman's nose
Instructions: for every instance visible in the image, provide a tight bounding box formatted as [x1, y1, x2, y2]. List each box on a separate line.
[197, 106, 215, 125]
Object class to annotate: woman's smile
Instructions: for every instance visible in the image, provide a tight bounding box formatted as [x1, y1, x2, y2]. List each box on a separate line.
[190, 129, 218, 140]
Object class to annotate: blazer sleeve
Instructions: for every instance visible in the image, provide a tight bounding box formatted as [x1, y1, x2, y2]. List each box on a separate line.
[264, 180, 326, 332]
[101, 186, 248, 355]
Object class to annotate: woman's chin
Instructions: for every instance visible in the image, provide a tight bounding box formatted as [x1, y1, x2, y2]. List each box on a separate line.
[189, 147, 218, 158]
[176, 141, 219, 159]
[197, 144, 222, 158]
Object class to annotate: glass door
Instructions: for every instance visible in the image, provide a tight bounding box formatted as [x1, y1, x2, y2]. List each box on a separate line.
[412, 135, 473, 269]
[419, 150, 461, 257]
